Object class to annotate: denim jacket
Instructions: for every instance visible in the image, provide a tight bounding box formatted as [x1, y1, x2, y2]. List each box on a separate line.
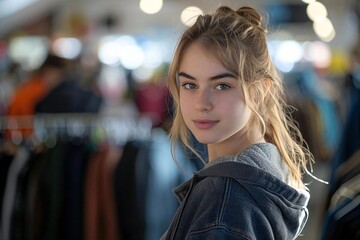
[161, 143, 310, 240]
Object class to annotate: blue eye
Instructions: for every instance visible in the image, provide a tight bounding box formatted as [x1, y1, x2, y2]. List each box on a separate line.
[182, 83, 197, 89]
[216, 84, 230, 90]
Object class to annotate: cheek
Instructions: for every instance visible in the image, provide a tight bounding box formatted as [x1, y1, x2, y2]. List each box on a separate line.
[227, 100, 252, 126]
[216, 93, 247, 114]
[237, 105, 251, 126]
[179, 94, 192, 119]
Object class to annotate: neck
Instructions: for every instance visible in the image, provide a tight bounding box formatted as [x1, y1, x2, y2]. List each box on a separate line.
[207, 128, 265, 162]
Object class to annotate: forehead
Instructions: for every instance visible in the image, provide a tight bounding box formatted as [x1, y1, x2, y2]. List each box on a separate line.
[179, 42, 226, 73]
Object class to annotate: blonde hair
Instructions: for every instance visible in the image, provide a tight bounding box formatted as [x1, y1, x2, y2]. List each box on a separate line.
[168, 6, 314, 189]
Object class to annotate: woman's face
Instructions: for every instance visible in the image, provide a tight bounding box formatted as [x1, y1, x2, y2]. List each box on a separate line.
[178, 42, 253, 155]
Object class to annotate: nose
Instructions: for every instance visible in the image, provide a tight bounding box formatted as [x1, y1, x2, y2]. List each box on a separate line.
[194, 88, 213, 111]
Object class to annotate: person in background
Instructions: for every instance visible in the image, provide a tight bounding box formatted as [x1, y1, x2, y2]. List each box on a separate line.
[5, 54, 67, 141]
[162, 6, 314, 239]
[0, 62, 24, 115]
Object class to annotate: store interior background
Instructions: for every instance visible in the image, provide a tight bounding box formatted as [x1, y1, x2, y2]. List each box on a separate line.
[0, 0, 359, 240]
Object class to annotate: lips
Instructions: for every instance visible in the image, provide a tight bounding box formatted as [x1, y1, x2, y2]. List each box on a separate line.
[193, 119, 219, 129]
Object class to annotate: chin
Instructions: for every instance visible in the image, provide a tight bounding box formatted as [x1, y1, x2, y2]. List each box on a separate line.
[193, 136, 218, 145]
[190, 129, 223, 145]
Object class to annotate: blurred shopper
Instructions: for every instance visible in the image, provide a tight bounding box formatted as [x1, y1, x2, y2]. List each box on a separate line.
[134, 64, 170, 129]
[34, 74, 102, 114]
[0, 62, 23, 115]
[5, 54, 67, 140]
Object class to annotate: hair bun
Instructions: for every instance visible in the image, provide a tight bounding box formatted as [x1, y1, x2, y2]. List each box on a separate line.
[236, 6, 262, 27]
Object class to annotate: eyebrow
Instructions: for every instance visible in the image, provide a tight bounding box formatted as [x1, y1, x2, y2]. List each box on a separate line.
[177, 71, 237, 81]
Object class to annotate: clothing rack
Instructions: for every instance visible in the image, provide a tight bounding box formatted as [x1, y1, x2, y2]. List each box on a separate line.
[0, 117, 193, 240]
[0, 113, 153, 146]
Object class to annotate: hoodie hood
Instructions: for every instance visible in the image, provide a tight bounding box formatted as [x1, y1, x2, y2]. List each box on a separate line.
[205, 142, 288, 182]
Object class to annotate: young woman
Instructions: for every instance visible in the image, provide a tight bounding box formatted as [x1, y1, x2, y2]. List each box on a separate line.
[161, 5, 314, 240]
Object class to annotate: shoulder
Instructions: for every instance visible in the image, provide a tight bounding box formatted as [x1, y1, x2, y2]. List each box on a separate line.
[185, 170, 308, 239]
[185, 176, 274, 239]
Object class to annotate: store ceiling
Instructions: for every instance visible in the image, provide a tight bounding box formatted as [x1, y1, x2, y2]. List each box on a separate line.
[0, 0, 356, 46]
[0, 0, 60, 36]
[75, 0, 350, 41]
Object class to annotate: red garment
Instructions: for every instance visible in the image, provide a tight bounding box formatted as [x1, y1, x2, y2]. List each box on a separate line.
[84, 147, 122, 240]
[6, 77, 48, 138]
[100, 147, 122, 240]
[84, 151, 102, 240]
[7, 77, 47, 116]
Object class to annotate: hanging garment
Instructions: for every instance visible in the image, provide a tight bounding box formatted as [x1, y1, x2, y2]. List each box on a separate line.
[324, 142, 360, 222]
[84, 150, 103, 240]
[326, 150, 360, 209]
[25, 152, 47, 240]
[113, 129, 198, 240]
[330, 174, 360, 209]
[39, 142, 68, 240]
[84, 146, 122, 240]
[140, 128, 195, 240]
[1, 147, 29, 240]
[99, 147, 122, 240]
[322, 195, 360, 240]
[0, 153, 14, 218]
[284, 71, 341, 162]
[300, 70, 342, 152]
[329, 73, 360, 187]
[63, 142, 90, 240]
[9, 152, 40, 240]
[113, 140, 148, 240]
[322, 151, 360, 240]
[283, 80, 322, 161]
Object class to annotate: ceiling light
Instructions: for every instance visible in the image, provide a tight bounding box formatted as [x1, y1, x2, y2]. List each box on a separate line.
[181, 6, 203, 26]
[139, 0, 163, 15]
[307, 2, 328, 22]
[313, 17, 335, 42]
[301, 0, 316, 4]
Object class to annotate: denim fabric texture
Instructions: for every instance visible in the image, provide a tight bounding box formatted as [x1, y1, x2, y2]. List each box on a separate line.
[161, 143, 310, 240]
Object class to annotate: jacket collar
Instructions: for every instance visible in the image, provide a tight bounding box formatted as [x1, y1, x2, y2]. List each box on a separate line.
[174, 143, 309, 206]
